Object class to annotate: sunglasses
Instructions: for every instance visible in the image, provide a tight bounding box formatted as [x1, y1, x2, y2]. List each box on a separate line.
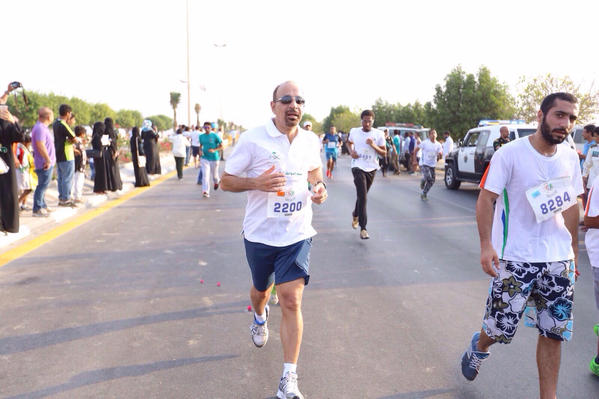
[275, 95, 305, 105]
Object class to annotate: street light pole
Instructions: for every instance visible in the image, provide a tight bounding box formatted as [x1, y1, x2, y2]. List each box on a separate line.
[186, 0, 191, 126]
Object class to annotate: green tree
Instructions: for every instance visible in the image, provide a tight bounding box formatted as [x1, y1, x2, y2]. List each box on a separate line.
[90, 103, 116, 124]
[330, 110, 360, 133]
[116, 109, 143, 129]
[322, 105, 352, 133]
[170, 92, 181, 130]
[516, 73, 599, 123]
[431, 65, 516, 140]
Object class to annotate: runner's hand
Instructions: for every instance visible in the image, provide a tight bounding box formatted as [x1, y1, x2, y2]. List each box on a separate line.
[311, 183, 327, 204]
[480, 242, 499, 277]
[350, 150, 359, 159]
[255, 165, 286, 192]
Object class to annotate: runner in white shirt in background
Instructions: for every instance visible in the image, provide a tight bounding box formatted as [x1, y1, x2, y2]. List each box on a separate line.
[190, 125, 202, 168]
[221, 81, 327, 399]
[585, 176, 599, 377]
[347, 110, 386, 240]
[416, 129, 443, 200]
[442, 130, 454, 159]
[461, 92, 583, 399]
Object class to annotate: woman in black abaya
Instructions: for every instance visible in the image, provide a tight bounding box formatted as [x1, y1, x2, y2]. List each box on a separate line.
[130, 126, 149, 187]
[141, 120, 161, 175]
[104, 117, 123, 191]
[0, 109, 24, 233]
[91, 121, 108, 194]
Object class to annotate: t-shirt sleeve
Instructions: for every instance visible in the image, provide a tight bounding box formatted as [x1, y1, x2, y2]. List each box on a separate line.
[224, 134, 251, 176]
[375, 131, 385, 146]
[571, 151, 584, 196]
[348, 129, 355, 144]
[586, 180, 599, 217]
[308, 136, 322, 171]
[481, 149, 510, 195]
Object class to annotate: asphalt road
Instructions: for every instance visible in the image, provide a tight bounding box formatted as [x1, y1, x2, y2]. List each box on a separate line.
[1, 154, 598, 399]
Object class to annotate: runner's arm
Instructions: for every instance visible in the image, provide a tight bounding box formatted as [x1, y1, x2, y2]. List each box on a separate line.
[220, 166, 285, 193]
[562, 202, 579, 268]
[476, 188, 500, 277]
[307, 166, 327, 204]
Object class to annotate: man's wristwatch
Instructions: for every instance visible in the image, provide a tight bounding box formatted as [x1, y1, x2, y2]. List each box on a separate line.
[314, 180, 326, 189]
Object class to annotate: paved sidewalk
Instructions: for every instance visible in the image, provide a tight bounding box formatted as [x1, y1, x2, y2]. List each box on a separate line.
[0, 155, 177, 250]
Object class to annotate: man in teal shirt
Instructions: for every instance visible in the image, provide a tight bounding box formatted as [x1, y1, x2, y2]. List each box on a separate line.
[199, 121, 223, 198]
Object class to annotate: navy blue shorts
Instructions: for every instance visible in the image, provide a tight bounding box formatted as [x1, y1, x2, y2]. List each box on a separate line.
[192, 146, 200, 157]
[244, 238, 312, 291]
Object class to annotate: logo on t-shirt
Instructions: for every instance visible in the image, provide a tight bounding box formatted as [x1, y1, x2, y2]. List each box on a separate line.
[270, 151, 280, 160]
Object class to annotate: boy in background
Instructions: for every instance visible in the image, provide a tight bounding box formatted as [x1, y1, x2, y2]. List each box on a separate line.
[72, 126, 87, 204]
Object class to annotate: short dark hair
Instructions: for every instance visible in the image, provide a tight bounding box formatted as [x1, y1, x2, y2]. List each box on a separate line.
[361, 110, 375, 119]
[540, 92, 577, 115]
[593, 125, 599, 136]
[272, 85, 280, 101]
[58, 104, 72, 117]
[584, 124, 596, 133]
[74, 125, 86, 136]
[444, 131, 450, 136]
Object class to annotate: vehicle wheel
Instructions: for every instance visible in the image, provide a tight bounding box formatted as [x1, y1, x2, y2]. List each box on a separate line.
[444, 164, 461, 190]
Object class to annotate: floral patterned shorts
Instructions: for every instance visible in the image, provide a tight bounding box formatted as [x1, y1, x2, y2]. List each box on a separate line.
[482, 259, 575, 343]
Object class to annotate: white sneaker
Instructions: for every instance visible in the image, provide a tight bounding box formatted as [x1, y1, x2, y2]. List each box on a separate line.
[250, 305, 269, 347]
[277, 371, 304, 399]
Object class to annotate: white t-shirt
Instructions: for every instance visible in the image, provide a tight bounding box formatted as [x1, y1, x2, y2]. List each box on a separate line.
[420, 139, 443, 167]
[443, 136, 454, 157]
[168, 134, 190, 157]
[585, 177, 599, 267]
[482, 136, 584, 262]
[583, 144, 599, 189]
[224, 119, 321, 247]
[190, 130, 202, 147]
[348, 127, 385, 172]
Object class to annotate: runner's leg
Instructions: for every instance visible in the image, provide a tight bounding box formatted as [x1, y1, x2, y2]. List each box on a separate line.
[277, 278, 305, 364]
[537, 336, 561, 399]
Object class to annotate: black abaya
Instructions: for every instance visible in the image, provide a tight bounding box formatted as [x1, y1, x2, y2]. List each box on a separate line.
[92, 133, 108, 193]
[130, 133, 149, 187]
[142, 129, 161, 175]
[0, 119, 24, 232]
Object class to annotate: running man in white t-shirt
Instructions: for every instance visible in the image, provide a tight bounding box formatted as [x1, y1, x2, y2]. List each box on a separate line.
[416, 129, 443, 200]
[461, 93, 583, 399]
[585, 175, 599, 376]
[221, 81, 327, 399]
[347, 110, 386, 239]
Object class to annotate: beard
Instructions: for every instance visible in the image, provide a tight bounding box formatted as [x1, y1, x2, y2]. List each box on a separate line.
[540, 116, 567, 145]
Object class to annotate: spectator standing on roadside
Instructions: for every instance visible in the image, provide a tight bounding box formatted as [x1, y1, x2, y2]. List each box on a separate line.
[91, 121, 110, 194]
[403, 132, 411, 172]
[30, 107, 55, 217]
[583, 127, 599, 195]
[442, 131, 454, 159]
[15, 134, 36, 211]
[0, 101, 24, 230]
[130, 126, 149, 187]
[142, 119, 161, 175]
[493, 126, 511, 151]
[52, 104, 77, 207]
[392, 131, 401, 174]
[579, 124, 596, 209]
[71, 126, 87, 203]
[104, 117, 123, 192]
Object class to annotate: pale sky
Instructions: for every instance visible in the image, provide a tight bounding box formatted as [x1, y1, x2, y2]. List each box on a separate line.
[2, 0, 597, 129]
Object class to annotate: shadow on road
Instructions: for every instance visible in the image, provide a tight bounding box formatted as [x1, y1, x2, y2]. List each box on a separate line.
[6, 354, 238, 399]
[378, 388, 457, 398]
[0, 300, 246, 355]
